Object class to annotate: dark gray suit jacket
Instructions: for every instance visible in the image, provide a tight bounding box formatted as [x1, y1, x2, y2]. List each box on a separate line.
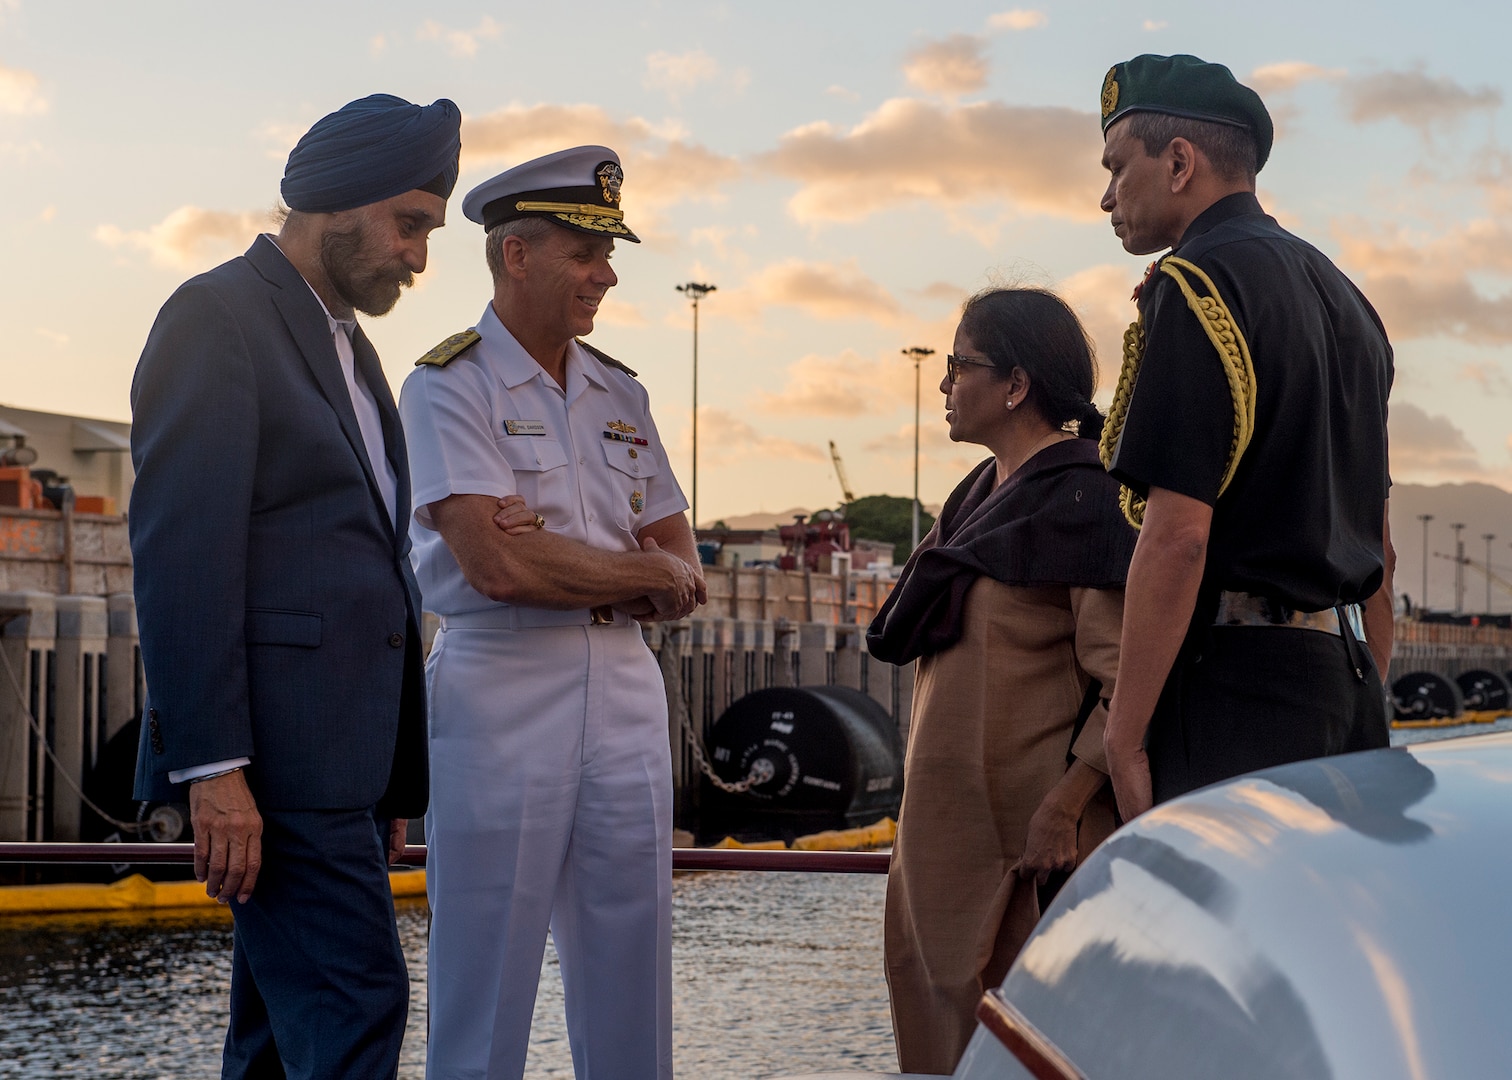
[130, 235, 427, 817]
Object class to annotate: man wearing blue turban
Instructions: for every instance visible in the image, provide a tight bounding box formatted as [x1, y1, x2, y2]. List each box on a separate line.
[129, 93, 461, 1078]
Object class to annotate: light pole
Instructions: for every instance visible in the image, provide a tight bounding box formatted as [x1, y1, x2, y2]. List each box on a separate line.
[1485, 533, 1497, 613]
[901, 346, 936, 551]
[676, 282, 716, 529]
[1451, 522, 1466, 615]
[1417, 513, 1433, 614]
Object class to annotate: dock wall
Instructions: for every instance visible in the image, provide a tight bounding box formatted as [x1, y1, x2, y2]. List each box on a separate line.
[0, 590, 143, 843]
[1387, 618, 1512, 682]
[20, 517, 1512, 843]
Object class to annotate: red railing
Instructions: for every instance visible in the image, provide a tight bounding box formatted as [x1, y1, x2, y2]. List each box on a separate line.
[0, 842, 890, 875]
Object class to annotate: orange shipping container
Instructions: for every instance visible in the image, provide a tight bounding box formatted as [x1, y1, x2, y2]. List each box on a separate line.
[73, 495, 118, 515]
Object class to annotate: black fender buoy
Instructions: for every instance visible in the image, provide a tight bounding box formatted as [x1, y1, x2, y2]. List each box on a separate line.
[1390, 672, 1463, 723]
[702, 686, 901, 834]
[1456, 669, 1511, 713]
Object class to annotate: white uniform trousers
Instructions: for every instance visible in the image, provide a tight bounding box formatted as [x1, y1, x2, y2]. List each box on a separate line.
[424, 619, 674, 1080]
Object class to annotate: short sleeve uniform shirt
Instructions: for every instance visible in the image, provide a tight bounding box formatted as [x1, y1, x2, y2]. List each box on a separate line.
[1107, 193, 1394, 611]
[399, 303, 688, 616]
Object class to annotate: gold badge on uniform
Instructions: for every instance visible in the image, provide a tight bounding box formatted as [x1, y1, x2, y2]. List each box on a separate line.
[630, 490, 645, 514]
[607, 419, 637, 434]
[1101, 67, 1120, 119]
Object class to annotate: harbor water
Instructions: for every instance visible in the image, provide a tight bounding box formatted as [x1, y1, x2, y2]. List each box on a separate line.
[0, 722, 1499, 1079]
[0, 868, 894, 1079]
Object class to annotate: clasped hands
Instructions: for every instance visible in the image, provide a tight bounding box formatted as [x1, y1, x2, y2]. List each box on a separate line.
[492, 495, 705, 621]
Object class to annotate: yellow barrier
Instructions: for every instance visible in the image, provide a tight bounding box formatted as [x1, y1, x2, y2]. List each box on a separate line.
[1, 818, 904, 911]
[1391, 710, 1512, 730]
[793, 817, 897, 851]
[0, 869, 427, 916]
[708, 816, 897, 853]
[709, 836, 787, 850]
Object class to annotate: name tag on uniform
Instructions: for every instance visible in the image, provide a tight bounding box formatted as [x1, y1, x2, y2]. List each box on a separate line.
[505, 420, 547, 436]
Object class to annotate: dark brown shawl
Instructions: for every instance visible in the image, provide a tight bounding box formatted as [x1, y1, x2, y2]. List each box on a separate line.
[867, 438, 1136, 665]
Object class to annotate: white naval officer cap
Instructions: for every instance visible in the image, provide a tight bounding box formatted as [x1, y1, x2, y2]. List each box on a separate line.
[461, 145, 640, 243]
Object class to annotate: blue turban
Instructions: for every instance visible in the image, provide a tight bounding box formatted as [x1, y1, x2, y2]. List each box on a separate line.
[281, 94, 462, 213]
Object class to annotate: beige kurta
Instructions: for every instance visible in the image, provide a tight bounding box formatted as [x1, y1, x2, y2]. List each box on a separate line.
[885, 576, 1123, 1075]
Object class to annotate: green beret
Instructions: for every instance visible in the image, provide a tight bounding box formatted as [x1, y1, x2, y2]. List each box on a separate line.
[1100, 53, 1274, 172]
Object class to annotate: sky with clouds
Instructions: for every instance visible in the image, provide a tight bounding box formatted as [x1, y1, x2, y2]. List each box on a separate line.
[2, 0, 1510, 525]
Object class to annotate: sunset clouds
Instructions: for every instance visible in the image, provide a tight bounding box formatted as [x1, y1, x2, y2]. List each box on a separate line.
[692, 408, 828, 466]
[1056, 265, 1140, 385]
[461, 103, 739, 217]
[94, 207, 270, 272]
[1389, 402, 1485, 479]
[5, 3, 1511, 527]
[986, 9, 1048, 31]
[903, 35, 989, 98]
[721, 260, 904, 325]
[1342, 68, 1501, 134]
[416, 16, 502, 58]
[0, 62, 44, 115]
[1247, 61, 1346, 96]
[760, 98, 1104, 224]
[644, 50, 748, 100]
[756, 349, 916, 418]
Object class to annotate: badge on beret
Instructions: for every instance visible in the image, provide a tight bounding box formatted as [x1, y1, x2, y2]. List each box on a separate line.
[597, 161, 623, 207]
[1099, 54, 1274, 171]
[1101, 68, 1120, 119]
[630, 490, 645, 514]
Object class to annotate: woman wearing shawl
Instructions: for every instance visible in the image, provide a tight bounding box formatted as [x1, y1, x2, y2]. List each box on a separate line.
[868, 288, 1136, 1074]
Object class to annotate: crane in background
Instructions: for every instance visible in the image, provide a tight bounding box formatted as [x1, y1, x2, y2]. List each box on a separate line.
[828, 440, 856, 505]
[1434, 551, 1512, 610]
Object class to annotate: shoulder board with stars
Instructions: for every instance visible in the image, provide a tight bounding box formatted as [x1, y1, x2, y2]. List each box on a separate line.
[576, 338, 638, 379]
[415, 329, 481, 368]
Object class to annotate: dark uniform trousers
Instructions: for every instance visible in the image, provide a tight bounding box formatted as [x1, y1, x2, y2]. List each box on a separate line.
[1147, 622, 1391, 804]
[223, 808, 408, 1080]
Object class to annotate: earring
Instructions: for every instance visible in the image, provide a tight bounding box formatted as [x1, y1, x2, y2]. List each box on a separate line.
[1006, 399, 1016, 410]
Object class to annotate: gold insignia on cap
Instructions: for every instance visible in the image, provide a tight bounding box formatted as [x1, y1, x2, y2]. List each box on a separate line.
[416, 329, 481, 367]
[515, 200, 625, 220]
[1101, 67, 1120, 119]
[596, 161, 624, 207]
[556, 211, 633, 237]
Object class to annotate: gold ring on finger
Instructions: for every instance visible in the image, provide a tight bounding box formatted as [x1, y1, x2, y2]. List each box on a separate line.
[532, 513, 546, 529]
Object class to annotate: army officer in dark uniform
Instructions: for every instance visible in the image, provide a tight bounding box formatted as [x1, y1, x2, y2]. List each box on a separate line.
[1095, 54, 1396, 819]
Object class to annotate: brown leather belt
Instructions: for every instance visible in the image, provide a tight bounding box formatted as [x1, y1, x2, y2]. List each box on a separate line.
[1213, 591, 1366, 643]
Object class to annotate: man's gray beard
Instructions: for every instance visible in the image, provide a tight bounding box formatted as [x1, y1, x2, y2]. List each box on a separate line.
[320, 223, 414, 317]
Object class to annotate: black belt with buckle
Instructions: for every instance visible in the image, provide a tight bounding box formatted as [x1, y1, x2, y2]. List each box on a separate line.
[1213, 591, 1366, 644]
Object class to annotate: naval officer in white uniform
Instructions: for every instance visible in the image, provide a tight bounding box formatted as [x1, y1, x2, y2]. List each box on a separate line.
[399, 146, 704, 1080]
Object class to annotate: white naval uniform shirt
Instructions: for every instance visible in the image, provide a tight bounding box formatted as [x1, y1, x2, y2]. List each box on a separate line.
[399, 303, 687, 614]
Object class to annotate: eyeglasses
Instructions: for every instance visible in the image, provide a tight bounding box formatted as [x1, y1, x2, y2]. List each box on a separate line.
[946, 354, 997, 383]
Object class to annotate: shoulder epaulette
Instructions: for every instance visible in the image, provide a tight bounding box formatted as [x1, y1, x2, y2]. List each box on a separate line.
[416, 329, 481, 367]
[576, 338, 638, 378]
